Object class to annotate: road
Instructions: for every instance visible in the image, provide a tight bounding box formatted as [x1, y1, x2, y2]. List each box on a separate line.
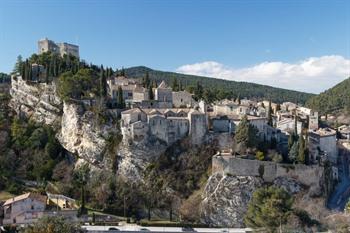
[82, 225, 252, 233]
[327, 146, 350, 211]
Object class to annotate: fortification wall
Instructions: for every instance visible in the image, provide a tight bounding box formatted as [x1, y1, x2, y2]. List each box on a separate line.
[212, 155, 324, 187]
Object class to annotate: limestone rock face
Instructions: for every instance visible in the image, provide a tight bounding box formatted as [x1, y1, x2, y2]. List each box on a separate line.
[58, 102, 117, 164]
[9, 77, 62, 126]
[201, 172, 262, 227]
[117, 136, 167, 181]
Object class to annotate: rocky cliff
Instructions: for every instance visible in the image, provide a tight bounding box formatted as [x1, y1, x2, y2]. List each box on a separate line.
[117, 134, 168, 181]
[9, 76, 62, 126]
[201, 173, 262, 227]
[58, 102, 118, 165]
[9, 76, 166, 181]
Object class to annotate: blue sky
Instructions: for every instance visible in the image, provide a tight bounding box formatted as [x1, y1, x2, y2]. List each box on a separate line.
[0, 0, 349, 93]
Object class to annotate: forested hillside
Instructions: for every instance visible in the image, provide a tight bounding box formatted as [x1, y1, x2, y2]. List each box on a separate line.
[124, 66, 314, 104]
[306, 77, 350, 116]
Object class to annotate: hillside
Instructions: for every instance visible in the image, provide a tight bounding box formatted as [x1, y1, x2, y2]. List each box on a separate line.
[306, 77, 350, 116]
[124, 66, 314, 104]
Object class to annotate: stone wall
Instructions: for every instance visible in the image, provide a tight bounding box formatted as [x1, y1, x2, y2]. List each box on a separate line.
[212, 155, 324, 188]
[172, 91, 194, 108]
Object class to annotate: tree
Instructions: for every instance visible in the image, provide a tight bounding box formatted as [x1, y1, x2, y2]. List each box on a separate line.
[117, 86, 125, 108]
[143, 72, 150, 88]
[22, 216, 82, 233]
[237, 94, 241, 105]
[235, 115, 259, 150]
[256, 151, 265, 161]
[297, 133, 306, 164]
[267, 100, 273, 126]
[194, 81, 203, 100]
[148, 85, 154, 100]
[171, 78, 179, 91]
[294, 113, 298, 134]
[289, 141, 299, 163]
[245, 187, 293, 232]
[73, 163, 90, 215]
[12, 55, 23, 75]
[276, 103, 281, 112]
[100, 66, 107, 97]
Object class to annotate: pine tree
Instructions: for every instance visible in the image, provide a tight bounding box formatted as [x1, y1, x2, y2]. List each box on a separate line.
[12, 55, 23, 75]
[235, 115, 259, 149]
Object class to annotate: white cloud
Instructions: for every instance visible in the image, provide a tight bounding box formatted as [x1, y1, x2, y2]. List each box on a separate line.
[176, 55, 350, 93]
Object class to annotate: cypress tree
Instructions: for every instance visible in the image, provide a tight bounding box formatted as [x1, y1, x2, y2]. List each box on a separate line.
[297, 133, 305, 164]
[148, 85, 154, 100]
[144, 72, 150, 88]
[100, 66, 107, 97]
[294, 113, 298, 134]
[267, 100, 273, 126]
[117, 86, 125, 108]
[172, 78, 179, 91]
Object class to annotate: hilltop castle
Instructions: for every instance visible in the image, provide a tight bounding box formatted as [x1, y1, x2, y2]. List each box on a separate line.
[38, 38, 79, 58]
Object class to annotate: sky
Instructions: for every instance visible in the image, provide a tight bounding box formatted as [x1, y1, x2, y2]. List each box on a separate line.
[0, 0, 349, 93]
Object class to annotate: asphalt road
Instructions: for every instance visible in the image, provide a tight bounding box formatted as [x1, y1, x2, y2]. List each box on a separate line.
[81, 225, 252, 233]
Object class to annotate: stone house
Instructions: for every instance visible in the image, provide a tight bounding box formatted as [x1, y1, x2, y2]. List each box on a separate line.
[213, 102, 239, 116]
[276, 118, 303, 135]
[308, 128, 338, 164]
[281, 102, 297, 111]
[172, 90, 195, 108]
[155, 81, 172, 103]
[2, 193, 47, 225]
[211, 115, 235, 133]
[121, 107, 207, 145]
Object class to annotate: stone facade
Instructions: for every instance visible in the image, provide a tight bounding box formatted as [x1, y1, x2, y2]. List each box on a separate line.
[121, 108, 207, 145]
[38, 38, 79, 57]
[155, 81, 172, 103]
[172, 90, 195, 108]
[212, 154, 324, 189]
[276, 117, 303, 135]
[2, 193, 47, 225]
[308, 128, 338, 164]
